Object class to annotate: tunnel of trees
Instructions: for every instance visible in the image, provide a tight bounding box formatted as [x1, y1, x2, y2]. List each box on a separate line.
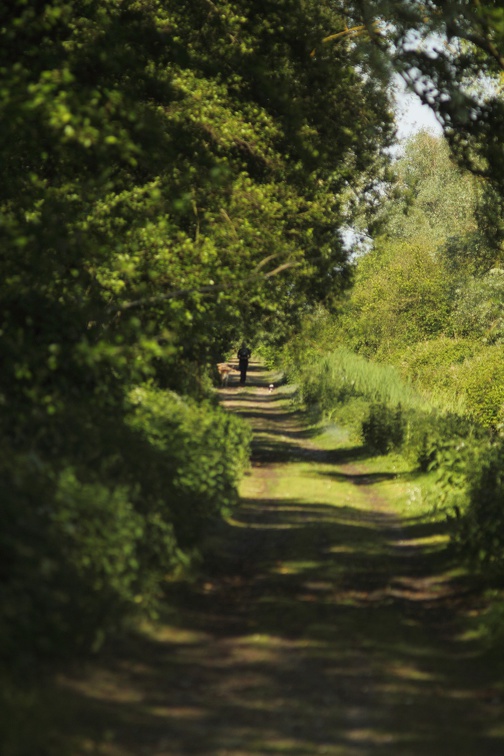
[1, 0, 503, 670]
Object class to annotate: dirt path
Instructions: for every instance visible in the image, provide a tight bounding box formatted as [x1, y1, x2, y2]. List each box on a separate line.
[60, 363, 504, 756]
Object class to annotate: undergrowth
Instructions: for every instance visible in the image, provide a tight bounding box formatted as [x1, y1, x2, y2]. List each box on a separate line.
[276, 345, 504, 586]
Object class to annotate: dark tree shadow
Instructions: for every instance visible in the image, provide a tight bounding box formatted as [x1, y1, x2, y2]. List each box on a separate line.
[55, 367, 504, 756]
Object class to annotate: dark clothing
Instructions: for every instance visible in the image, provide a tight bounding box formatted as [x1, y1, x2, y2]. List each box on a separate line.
[237, 346, 251, 384]
[238, 359, 248, 383]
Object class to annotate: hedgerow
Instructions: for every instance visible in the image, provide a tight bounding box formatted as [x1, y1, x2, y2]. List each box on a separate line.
[0, 388, 251, 661]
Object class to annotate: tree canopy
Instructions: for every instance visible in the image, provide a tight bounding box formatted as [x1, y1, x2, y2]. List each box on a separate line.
[0, 0, 395, 397]
[0, 0, 395, 658]
[1, 0, 504, 664]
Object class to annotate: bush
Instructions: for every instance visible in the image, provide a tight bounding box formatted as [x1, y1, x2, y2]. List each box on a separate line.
[404, 410, 478, 473]
[395, 336, 474, 398]
[0, 386, 251, 662]
[126, 386, 251, 545]
[451, 268, 504, 344]
[454, 440, 504, 578]
[0, 457, 172, 658]
[458, 346, 504, 428]
[362, 402, 406, 453]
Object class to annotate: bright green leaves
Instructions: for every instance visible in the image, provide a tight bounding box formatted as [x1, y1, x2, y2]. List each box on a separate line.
[126, 385, 252, 542]
[5, 0, 385, 336]
[340, 237, 453, 357]
[169, 68, 281, 168]
[322, 128, 504, 434]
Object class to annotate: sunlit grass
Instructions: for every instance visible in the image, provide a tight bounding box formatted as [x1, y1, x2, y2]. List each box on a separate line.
[301, 348, 428, 411]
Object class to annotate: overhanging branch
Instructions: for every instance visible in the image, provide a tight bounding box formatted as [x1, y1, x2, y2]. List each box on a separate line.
[113, 257, 300, 313]
[310, 21, 382, 57]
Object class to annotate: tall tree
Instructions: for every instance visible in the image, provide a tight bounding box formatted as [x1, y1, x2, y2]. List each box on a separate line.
[335, 132, 493, 359]
[0, 0, 395, 413]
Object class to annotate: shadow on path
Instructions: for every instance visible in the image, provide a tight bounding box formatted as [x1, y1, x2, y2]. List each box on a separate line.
[58, 363, 504, 756]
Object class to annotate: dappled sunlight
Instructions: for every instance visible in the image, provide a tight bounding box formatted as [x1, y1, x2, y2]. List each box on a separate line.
[59, 365, 504, 756]
[59, 669, 145, 705]
[387, 574, 461, 603]
[390, 534, 450, 549]
[383, 662, 436, 683]
[145, 704, 206, 719]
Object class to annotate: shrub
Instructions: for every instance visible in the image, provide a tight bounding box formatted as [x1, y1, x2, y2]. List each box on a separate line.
[395, 337, 475, 397]
[362, 402, 406, 453]
[451, 268, 504, 344]
[126, 386, 251, 545]
[0, 386, 251, 662]
[454, 440, 504, 578]
[404, 410, 478, 473]
[458, 346, 504, 428]
[362, 403, 406, 454]
[0, 458, 173, 658]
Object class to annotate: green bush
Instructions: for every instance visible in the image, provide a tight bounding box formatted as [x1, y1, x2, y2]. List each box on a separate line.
[0, 457, 172, 657]
[453, 439, 504, 578]
[395, 337, 474, 397]
[404, 410, 478, 473]
[362, 402, 406, 454]
[458, 346, 504, 428]
[337, 238, 453, 359]
[0, 386, 251, 662]
[451, 268, 504, 344]
[126, 386, 251, 545]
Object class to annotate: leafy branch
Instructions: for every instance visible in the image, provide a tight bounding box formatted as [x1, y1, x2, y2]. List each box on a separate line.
[115, 254, 300, 312]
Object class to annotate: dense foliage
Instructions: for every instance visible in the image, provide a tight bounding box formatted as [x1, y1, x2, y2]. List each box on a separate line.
[1, 1, 504, 751]
[337, 132, 503, 423]
[1, 0, 503, 718]
[0, 0, 395, 670]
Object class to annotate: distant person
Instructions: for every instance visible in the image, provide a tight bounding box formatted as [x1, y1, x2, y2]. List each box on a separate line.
[237, 341, 251, 384]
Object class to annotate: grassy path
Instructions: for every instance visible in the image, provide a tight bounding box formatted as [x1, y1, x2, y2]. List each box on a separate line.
[60, 363, 504, 755]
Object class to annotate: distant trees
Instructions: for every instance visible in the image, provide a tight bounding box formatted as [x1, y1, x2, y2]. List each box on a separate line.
[305, 129, 503, 425]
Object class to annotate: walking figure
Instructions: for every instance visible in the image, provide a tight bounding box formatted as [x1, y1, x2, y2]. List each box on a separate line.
[237, 341, 251, 384]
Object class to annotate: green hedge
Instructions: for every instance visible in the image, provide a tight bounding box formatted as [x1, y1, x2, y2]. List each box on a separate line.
[126, 385, 252, 546]
[437, 438, 504, 579]
[0, 386, 251, 661]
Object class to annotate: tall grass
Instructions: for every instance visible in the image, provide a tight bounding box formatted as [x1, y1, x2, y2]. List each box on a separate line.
[296, 348, 426, 415]
[289, 347, 476, 464]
